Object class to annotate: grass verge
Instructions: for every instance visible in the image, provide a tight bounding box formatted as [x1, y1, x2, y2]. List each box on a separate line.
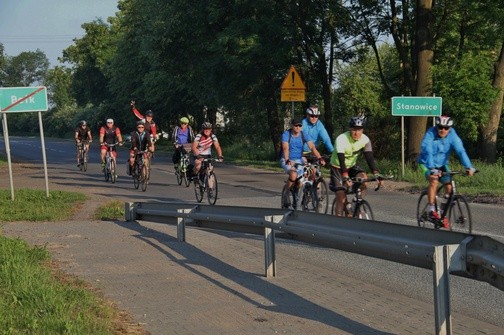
[0, 189, 87, 222]
[94, 200, 125, 221]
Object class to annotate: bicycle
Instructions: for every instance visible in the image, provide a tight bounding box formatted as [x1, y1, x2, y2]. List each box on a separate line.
[76, 140, 90, 172]
[132, 149, 150, 192]
[416, 170, 477, 234]
[330, 175, 389, 219]
[174, 144, 191, 187]
[281, 161, 328, 213]
[192, 156, 219, 205]
[103, 142, 118, 183]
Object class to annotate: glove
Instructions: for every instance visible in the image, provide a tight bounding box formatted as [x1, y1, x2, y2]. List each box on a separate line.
[218, 155, 224, 162]
[430, 169, 440, 175]
[466, 167, 476, 176]
[130, 100, 135, 106]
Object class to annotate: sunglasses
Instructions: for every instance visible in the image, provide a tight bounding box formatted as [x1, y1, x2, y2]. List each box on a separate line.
[137, 126, 144, 129]
[309, 115, 319, 118]
[437, 126, 450, 130]
[294, 124, 303, 127]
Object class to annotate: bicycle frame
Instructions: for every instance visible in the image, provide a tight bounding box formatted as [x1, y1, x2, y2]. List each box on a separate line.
[193, 157, 218, 205]
[132, 149, 150, 191]
[104, 143, 118, 183]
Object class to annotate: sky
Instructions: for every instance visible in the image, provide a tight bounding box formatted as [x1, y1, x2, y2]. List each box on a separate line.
[0, 0, 119, 66]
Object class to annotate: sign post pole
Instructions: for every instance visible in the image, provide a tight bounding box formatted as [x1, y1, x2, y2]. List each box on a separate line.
[0, 86, 49, 199]
[391, 96, 442, 177]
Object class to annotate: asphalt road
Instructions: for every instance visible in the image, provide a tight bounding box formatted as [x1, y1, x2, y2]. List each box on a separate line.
[1, 136, 503, 328]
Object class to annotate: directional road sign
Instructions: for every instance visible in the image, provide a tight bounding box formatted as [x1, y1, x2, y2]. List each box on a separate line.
[391, 96, 442, 116]
[0, 86, 48, 112]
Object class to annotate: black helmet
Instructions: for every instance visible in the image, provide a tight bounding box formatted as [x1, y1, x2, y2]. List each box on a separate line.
[145, 110, 154, 117]
[201, 122, 212, 129]
[349, 116, 367, 128]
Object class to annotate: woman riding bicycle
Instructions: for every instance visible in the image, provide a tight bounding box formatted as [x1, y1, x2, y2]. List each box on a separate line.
[329, 116, 382, 217]
[190, 122, 223, 178]
[418, 115, 476, 226]
[99, 118, 123, 170]
[128, 121, 154, 175]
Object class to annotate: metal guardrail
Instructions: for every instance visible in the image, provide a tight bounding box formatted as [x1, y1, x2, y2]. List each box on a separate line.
[125, 201, 503, 335]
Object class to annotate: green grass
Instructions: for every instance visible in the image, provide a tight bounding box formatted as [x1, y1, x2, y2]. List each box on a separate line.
[0, 189, 87, 222]
[0, 236, 115, 334]
[94, 200, 125, 221]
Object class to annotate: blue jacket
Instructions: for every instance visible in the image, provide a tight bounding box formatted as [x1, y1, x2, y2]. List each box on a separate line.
[301, 118, 334, 153]
[418, 127, 473, 169]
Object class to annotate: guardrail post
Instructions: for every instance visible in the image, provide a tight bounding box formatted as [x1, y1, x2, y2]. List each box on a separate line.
[124, 202, 137, 221]
[264, 227, 276, 278]
[433, 245, 452, 335]
[177, 208, 195, 242]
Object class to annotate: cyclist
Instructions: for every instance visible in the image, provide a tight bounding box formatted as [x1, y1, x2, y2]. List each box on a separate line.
[131, 100, 158, 153]
[329, 116, 381, 217]
[74, 120, 92, 167]
[128, 121, 153, 175]
[191, 122, 223, 178]
[99, 118, 123, 170]
[281, 117, 324, 208]
[172, 116, 195, 169]
[418, 115, 476, 226]
[301, 105, 334, 156]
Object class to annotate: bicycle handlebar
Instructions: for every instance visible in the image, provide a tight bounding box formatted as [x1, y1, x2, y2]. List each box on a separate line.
[441, 170, 479, 177]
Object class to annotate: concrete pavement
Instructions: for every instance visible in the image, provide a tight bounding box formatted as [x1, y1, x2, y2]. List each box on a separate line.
[3, 218, 503, 335]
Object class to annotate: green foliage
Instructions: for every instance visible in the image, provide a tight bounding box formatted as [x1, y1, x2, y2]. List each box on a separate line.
[0, 236, 114, 333]
[0, 190, 87, 222]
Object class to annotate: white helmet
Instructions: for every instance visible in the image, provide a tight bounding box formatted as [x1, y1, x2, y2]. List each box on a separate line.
[306, 106, 320, 116]
[435, 116, 454, 127]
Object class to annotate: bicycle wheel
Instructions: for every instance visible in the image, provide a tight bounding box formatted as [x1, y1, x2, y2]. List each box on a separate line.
[141, 164, 148, 192]
[281, 184, 294, 209]
[82, 150, 88, 172]
[331, 198, 337, 215]
[194, 178, 204, 203]
[447, 195, 472, 234]
[104, 159, 110, 182]
[416, 190, 438, 229]
[110, 159, 117, 184]
[175, 166, 183, 185]
[354, 200, 374, 220]
[133, 165, 140, 189]
[183, 172, 190, 187]
[206, 172, 218, 205]
[314, 178, 329, 214]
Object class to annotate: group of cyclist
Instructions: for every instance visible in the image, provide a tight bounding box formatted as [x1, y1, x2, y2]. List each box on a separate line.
[281, 105, 476, 219]
[74, 101, 223, 180]
[75, 100, 476, 222]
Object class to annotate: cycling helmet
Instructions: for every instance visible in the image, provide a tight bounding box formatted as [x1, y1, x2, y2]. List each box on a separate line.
[349, 116, 367, 128]
[306, 106, 320, 116]
[180, 117, 190, 124]
[80, 120, 87, 126]
[106, 118, 114, 124]
[145, 110, 154, 117]
[136, 120, 145, 126]
[435, 116, 454, 127]
[201, 122, 212, 129]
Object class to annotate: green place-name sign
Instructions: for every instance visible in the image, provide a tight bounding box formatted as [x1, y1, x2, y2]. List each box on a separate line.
[0, 86, 48, 113]
[391, 96, 442, 116]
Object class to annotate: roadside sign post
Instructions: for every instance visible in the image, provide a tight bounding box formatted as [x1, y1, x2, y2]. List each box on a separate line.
[0, 86, 49, 200]
[281, 66, 306, 120]
[391, 96, 442, 176]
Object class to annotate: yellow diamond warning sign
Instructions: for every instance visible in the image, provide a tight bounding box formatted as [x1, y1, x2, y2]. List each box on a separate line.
[281, 66, 306, 102]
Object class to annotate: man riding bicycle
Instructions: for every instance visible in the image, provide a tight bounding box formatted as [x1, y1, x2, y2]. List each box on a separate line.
[99, 118, 123, 170]
[418, 115, 476, 226]
[329, 116, 381, 217]
[281, 117, 324, 208]
[74, 120, 92, 167]
[301, 105, 334, 156]
[128, 121, 153, 175]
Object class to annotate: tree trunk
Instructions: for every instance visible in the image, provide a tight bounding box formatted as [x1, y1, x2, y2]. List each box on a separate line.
[479, 41, 504, 163]
[408, 0, 434, 163]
